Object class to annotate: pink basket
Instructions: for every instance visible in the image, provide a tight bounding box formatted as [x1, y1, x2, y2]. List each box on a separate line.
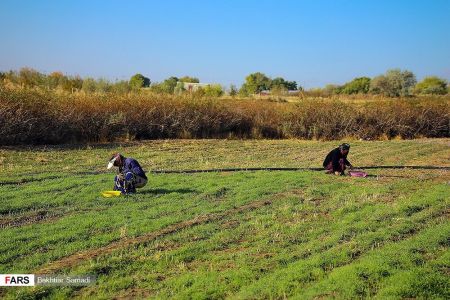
[349, 171, 368, 177]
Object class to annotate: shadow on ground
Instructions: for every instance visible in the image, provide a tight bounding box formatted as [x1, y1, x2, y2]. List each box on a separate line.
[139, 188, 198, 195]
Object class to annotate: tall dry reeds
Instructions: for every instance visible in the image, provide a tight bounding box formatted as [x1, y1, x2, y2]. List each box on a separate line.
[0, 88, 448, 145]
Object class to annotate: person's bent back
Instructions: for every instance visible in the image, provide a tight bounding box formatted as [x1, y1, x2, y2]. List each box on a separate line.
[107, 153, 148, 194]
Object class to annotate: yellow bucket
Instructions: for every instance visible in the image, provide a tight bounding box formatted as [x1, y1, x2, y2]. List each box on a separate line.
[101, 190, 122, 197]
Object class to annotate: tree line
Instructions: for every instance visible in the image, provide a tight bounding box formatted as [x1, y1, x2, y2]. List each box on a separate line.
[0, 67, 448, 97]
[319, 69, 448, 97]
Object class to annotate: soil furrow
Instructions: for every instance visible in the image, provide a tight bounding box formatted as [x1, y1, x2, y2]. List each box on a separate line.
[36, 198, 273, 274]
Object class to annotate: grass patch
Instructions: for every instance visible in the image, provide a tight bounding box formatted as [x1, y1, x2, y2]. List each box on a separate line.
[0, 139, 449, 299]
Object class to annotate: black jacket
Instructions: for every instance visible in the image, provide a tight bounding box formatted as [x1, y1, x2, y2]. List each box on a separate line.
[323, 148, 351, 170]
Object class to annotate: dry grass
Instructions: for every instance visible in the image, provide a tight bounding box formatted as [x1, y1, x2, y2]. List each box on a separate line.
[0, 88, 448, 145]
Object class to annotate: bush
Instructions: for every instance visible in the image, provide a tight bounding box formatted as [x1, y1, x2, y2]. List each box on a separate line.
[159, 77, 179, 94]
[341, 77, 371, 94]
[179, 76, 199, 83]
[415, 77, 447, 95]
[203, 84, 224, 97]
[129, 73, 150, 90]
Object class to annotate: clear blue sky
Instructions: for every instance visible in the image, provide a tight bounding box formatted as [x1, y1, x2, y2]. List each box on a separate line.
[1, 0, 449, 88]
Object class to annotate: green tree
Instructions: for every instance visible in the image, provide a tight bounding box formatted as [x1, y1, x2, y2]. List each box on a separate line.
[341, 77, 371, 94]
[370, 69, 416, 97]
[129, 73, 151, 90]
[204, 84, 224, 97]
[414, 76, 447, 95]
[242, 72, 271, 94]
[369, 75, 389, 95]
[270, 77, 298, 91]
[149, 77, 181, 94]
[161, 76, 179, 93]
[238, 85, 250, 97]
[179, 76, 199, 83]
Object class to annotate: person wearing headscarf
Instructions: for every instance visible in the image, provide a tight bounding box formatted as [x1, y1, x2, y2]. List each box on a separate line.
[323, 143, 353, 175]
[107, 153, 147, 194]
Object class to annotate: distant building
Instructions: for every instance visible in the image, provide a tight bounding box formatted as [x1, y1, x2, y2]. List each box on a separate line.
[182, 82, 210, 92]
[259, 89, 300, 96]
[287, 90, 300, 95]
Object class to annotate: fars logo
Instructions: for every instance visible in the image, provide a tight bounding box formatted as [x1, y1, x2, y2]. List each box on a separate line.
[0, 274, 35, 286]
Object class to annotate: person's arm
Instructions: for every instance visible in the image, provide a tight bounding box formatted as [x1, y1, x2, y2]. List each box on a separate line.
[344, 155, 352, 168]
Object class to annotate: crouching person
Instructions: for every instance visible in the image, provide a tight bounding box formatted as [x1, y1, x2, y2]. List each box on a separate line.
[323, 143, 353, 176]
[107, 153, 148, 194]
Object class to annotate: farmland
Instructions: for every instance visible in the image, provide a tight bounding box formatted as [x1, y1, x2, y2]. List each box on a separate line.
[2, 0, 450, 298]
[0, 139, 450, 298]
[0, 139, 449, 299]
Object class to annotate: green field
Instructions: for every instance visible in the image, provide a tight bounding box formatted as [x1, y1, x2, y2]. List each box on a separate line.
[0, 139, 449, 299]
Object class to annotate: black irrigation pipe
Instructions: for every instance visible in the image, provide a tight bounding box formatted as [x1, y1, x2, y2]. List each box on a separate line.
[1, 166, 448, 186]
[152, 167, 322, 174]
[150, 165, 450, 174]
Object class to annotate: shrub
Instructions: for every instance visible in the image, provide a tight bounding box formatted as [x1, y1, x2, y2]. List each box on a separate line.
[204, 84, 224, 97]
[341, 77, 371, 94]
[129, 73, 150, 90]
[415, 77, 447, 95]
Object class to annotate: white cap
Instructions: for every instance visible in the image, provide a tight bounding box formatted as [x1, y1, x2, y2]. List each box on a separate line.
[107, 157, 117, 169]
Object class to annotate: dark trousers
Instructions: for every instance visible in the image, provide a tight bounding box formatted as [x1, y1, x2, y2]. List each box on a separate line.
[325, 158, 346, 173]
[114, 172, 148, 194]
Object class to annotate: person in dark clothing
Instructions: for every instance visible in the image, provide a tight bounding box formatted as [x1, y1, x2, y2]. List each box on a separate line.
[107, 153, 148, 194]
[323, 143, 353, 175]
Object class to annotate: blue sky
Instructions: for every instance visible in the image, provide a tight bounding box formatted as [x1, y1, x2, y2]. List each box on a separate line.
[1, 0, 449, 88]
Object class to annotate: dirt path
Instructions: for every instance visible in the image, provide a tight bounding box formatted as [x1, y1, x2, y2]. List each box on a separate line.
[0, 209, 65, 229]
[0, 207, 108, 229]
